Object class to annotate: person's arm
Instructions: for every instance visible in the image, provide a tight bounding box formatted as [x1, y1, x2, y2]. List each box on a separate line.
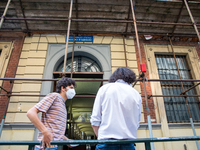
[92, 125, 99, 137]
[137, 96, 142, 129]
[63, 136, 69, 140]
[90, 87, 103, 138]
[63, 136, 74, 148]
[27, 107, 53, 148]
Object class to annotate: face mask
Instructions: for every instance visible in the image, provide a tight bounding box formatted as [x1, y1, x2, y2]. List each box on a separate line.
[66, 88, 76, 99]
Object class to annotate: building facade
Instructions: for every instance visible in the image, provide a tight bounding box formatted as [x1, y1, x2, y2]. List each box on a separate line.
[0, 0, 200, 150]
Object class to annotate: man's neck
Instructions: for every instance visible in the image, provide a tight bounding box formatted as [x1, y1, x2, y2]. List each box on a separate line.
[59, 92, 67, 101]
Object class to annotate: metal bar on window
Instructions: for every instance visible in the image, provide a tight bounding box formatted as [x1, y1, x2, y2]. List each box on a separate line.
[155, 54, 200, 122]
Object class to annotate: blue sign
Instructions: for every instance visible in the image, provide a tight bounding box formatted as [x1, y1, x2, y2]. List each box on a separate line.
[67, 35, 93, 42]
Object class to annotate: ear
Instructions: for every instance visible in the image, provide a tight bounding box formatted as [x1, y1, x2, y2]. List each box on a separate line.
[61, 86, 65, 92]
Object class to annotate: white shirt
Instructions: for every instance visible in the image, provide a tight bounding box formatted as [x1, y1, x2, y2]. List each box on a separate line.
[90, 79, 142, 140]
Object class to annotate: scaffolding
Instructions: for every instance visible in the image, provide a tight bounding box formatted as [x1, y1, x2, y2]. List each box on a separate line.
[0, 0, 200, 150]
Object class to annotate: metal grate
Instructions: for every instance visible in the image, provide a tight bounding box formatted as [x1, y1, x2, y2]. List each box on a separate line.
[56, 56, 101, 72]
[155, 54, 200, 123]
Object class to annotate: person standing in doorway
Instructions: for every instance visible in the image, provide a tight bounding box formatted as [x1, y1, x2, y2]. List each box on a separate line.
[27, 77, 76, 150]
[90, 67, 141, 150]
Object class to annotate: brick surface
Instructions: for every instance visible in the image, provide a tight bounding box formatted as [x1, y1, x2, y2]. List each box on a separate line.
[0, 36, 24, 121]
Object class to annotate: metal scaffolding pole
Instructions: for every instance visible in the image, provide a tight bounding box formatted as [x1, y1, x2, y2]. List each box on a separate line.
[130, 0, 154, 149]
[0, 94, 200, 98]
[63, 0, 73, 74]
[4, 17, 200, 26]
[70, 35, 75, 78]
[180, 82, 200, 95]
[0, 0, 11, 29]
[1, 78, 200, 82]
[183, 0, 200, 43]
[130, 0, 142, 65]
[123, 36, 128, 67]
[169, 37, 200, 150]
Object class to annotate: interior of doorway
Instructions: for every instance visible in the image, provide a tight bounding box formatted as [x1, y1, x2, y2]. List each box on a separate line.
[53, 72, 103, 150]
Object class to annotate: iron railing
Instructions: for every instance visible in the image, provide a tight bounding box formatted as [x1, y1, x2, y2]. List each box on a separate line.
[0, 136, 200, 150]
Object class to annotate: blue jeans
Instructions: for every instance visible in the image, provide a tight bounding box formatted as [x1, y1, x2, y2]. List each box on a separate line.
[34, 146, 57, 150]
[95, 143, 135, 150]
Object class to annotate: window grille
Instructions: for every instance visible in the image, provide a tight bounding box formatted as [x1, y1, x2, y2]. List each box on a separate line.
[57, 56, 101, 72]
[155, 54, 200, 123]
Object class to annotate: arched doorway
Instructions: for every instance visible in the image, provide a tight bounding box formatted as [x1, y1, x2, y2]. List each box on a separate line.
[54, 55, 103, 150]
[40, 44, 111, 150]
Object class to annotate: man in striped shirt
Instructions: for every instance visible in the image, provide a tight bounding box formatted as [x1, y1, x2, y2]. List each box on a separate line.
[27, 77, 76, 150]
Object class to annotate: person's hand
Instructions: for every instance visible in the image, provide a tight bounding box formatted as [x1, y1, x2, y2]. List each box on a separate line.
[42, 129, 54, 149]
[63, 136, 74, 148]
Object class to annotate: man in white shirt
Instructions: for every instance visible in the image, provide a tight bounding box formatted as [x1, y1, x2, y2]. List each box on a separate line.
[90, 67, 141, 150]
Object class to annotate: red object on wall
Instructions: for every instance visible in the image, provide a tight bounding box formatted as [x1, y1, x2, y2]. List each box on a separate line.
[140, 64, 146, 72]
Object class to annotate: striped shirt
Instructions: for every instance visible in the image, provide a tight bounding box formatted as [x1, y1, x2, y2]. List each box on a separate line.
[35, 92, 67, 143]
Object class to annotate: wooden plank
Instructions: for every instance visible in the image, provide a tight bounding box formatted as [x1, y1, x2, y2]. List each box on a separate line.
[0, 2, 15, 9]
[15, 0, 129, 5]
[135, 0, 200, 9]
[135, 26, 196, 34]
[1, 22, 22, 28]
[135, 6, 200, 16]
[135, 13, 200, 23]
[14, 10, 128, 19]
[0, 9, 18, 16]
[22, 22, 126, 31]
[16, 3, 129, 13]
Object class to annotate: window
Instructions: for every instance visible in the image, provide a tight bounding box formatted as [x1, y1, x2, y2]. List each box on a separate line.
[56, 56, 101, 72]
[155, 54, 200, 122]
[0, 49, 2, 55]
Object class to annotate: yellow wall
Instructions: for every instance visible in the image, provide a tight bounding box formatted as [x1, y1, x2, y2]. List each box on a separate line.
[136, 128, 200, 150]
[1, 35, 142, 150]
[0, 130, 34, 150]
[3, 35, 200, 150]
[6, 34, 141, 124]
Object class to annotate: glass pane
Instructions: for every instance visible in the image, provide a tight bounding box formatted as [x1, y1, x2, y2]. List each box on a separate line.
[155, 54, 200, 122]
[56, 56, 101, 72]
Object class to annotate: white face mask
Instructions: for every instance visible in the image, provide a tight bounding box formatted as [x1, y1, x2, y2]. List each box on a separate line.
[66, 88, 76, 99]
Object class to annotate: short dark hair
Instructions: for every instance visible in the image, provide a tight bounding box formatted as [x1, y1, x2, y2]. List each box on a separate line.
[56, 77, 76, 93]
[109, 67, 136, 84]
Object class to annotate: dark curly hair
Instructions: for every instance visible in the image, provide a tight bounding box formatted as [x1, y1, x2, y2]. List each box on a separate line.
[56, 77, 76, 93]
[109, 67, 136, 84]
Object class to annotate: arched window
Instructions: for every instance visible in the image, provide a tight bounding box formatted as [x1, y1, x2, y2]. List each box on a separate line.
[56, 56, 102, 72]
